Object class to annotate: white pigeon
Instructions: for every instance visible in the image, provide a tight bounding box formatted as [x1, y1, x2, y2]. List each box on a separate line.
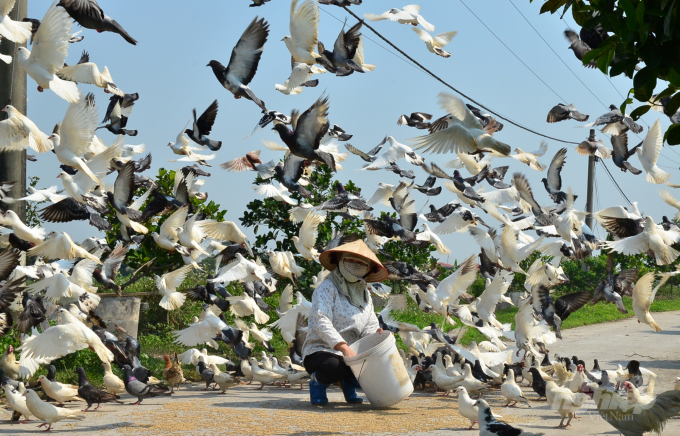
[268, 250, 305, 285]
[632, 272, 663, 332]
[660, 189, 680, 221]
[501, 369, 530, 407]
[178, 348, 233, 367]
[24, 389, 85, 431]
[57, 141, 121, 201]
[367, 183, 396, 206]
[604, 216, 680, 265]
[227, 293, 270, 324]
[361, 136, 424, 170]
[0, 209, 45, 245]
[155, 264, 195, 310]
[19, 185, 67, 203]
[3, 382, 32, 422]
[18, 308, 113, 378]
[456, 386, 501, 429]
[28, 231, 101, 264]
[284, 0, 321, 65]
[476, 274, 512, 331]
[275, 62, 325, 95]
[0, 105, 52, 153]
[292, 211, 323, 261]
[469, 226, 498, 262]
[178, 213, 209, 256]
[173, 306, 230, 349]
[14, 1, 79, 103]
[352, 36, 375, 72]
[58, 58, 123, 96]
[514, 297, 554, 356]
[499, 226, 545, 273]
[25, 272, 100, 309]
[364, 5, 435, 31]
[412, 28, 457, 57]
[421, 255, 477, 314]
[50, 94, 103, 184]
[637, 119, 670, 184]
[253, 182, 297, 205]
[416, 223, 450, 254]
[236, 319, 273, 350]
[210, 253, 268, 284]
[410, 93, 511, 156]
[509, 142, 548, 171]
[249, 357, 285, 389]
[0, 0, 32, 43]
[289, 203, 326, 224]
[151, 205, 190, 255]
[269, 291, 311, 344]
[101, 361, 125, 394]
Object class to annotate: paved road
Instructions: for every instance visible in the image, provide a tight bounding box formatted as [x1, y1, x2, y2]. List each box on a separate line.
[1, 311, 679, 435]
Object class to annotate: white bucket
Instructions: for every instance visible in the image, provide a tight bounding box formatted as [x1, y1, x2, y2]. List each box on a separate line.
[344, 332, 413, 407]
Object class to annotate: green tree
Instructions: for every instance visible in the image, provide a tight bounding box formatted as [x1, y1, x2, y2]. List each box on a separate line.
[533, 0, 680, 143]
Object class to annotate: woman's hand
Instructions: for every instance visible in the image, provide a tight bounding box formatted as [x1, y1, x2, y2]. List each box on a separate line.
[377, 328, 383, 334]
[335, 342, 357, 358]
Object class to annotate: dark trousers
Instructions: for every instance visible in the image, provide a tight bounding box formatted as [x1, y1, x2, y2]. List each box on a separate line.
[304, 351, 356, 385]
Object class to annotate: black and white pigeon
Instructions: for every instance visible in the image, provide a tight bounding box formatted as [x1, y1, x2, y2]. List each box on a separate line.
[99, 94, 138, 136]
[397, 112, 431, 129]
[565, 30, 597, 68]
[541, 147, 568, 204]
[197, 358, 216, 390]
[325, 124, 352, 141]
[272, 96, 336, 170]
[93, 243, 128, 296]
[214, 322, 251, 360]
[662, 216, 680, 232]
[316, 183, 372, 215]
[242, 282, 271, 312]
[363, 215, 416, 243]
[318, 22, 364, 76]
[57, 0, 137, 45]
[591, 253, 638, 313]
[107, 161, 144, 224]
[208, 17, 269, 110]
[534, 286, 591, 339]
[466, 104, 504, 133]
[413, 176, 441, 196]
[384, 161, 415, 179]
[547, 103, 589, 123]
[76, 367, 123, 411]
[249, 110, 291, 137]
[483, 165, 511, 189]
[513, 172, 551, 226]
[344, 142, 383, 162]
[122, 365, 171, 405]
[611, 132, 642, 174]
[185, 100, 222, 151]
[588, 104, 643, 135]
[452, 170, 485, 202]
[39, 198, 110, 230]
[475, 399, 545, 436]
[421, 203, 459, 223]
[275, 154, 312, 199]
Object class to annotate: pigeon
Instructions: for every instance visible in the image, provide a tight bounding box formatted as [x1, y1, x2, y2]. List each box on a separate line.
[413, 176, 441, 196]
[588, 104, 643, 135]
[0, 105, 52, 153]
[421, 202, 458, 223]
[528, 367, 547, 399]
[397, 112, 432, 129]
[318, 22, 364, 75]
[611, 132, 642, 174]
[275, 62, 324, 95]
[476, 399, 544, 435]
[361, 136, 423, 170]
[385, 161, 416, 179]
[272, 95, 336, 170]
[541, 147, 568, 203]
[0, 0, 32, 43]
[24, 389, 85, 431]
[637, 119, 670, 184]
[197, 358, 216, 390]
[185, 100, 221, 151]
[17, 293, 46, 334]
[208, 17, 268, 110]
[57, 0, 137, 45]
[324, 124, 352, 141]
[412, 28, 457, 58]
[250, 0, 271, 6]
[38, 197, 110, 230]
[631, 272, 663, 332]
[275, 153, 312, 198]
[121, 365, 171, 405]
[564, 30, 596, 68]
[57, 50, 123, 95]
[547, 103, 589, 123]
[76, 367, 122, 411]
[284, 0, 322, 65]
[319, 0, 362, 5]
[576, 131, 612, 159]
[364, 5, 435, 32]
[92, 243, 128, 296]
[14, 2, 80, 102]
[534, 286, 591, 339]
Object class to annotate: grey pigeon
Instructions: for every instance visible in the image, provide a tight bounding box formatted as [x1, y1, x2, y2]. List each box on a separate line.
[275, 154, 312, 199]
[318, 22, 364, 76]
[186, 100, 222, 151]
[122, 365, 171, 405]
[197, 358, 216, 390]
[345, 142, 382, 162]
[541, 148, 569, 204]
[547, 103, 589, 123]
[208, 17, 268, 110]
[611, 133, 642, 174]
[57, 0, 137, 45]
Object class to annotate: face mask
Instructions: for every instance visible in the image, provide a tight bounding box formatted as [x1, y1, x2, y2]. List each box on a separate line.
[339, 257, 370, 282]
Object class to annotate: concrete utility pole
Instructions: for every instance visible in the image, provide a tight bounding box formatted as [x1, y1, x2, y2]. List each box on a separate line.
[0, 0, 28, 221]
[585, 129, 596, 230]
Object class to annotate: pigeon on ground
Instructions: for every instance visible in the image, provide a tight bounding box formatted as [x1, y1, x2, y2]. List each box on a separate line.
[76, 367, 123, 411]
[475, 399, 544, 436]
[121, 365, 171, 405]
[208, 17, 269, 110]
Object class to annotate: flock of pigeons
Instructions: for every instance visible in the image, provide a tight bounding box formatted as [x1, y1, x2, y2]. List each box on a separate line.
[0, 0, 680, 434]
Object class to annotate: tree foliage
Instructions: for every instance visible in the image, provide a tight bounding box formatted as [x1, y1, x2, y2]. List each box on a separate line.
[533, 0, 680, 143]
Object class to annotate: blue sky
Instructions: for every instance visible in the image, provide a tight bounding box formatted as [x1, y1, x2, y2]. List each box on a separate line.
[20, 0, 679, 262]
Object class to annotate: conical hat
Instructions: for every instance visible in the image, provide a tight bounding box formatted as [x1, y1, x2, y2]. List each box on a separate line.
[318, 240, 387, 283]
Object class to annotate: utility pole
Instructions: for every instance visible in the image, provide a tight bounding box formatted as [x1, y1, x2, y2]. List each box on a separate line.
[0, 0, 28, 222]
[585, 129, 596, 230]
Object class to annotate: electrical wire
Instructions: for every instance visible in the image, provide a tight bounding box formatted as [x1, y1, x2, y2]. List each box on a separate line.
[598, 160, 632, 205]
[338, 5, 581, 145]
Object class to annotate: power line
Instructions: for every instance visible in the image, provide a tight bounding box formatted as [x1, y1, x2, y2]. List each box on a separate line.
[458, 0, 568, 103]
[598, 160, 632, 205]
[337, 5, 580, 145]
[507, 0, 609, 109]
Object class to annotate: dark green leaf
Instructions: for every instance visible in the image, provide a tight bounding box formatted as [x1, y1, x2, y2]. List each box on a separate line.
[597, 48, 615, 74]
[669, 68, 680, 87]
[636, 1, 646, 26]
[664, 0, 677, 36]
[619, 0, 638, 30]
[629, 105, 651, 120]
[540, 0, 566, 14]
[666, 92, 680, 116]
[665, 124, 680, 145]
[582, 46, 606, 65]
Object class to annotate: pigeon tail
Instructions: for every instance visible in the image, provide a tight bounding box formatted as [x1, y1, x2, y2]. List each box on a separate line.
[315, 150, 337, 171]
[48, 76, 81, 103]
[206, 139, 222, 152]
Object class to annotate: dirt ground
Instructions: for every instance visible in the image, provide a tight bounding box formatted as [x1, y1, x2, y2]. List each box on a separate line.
[1, 310, 679, 435]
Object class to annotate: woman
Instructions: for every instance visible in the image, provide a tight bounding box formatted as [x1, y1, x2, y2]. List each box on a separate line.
[302, 240, 388, 405]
